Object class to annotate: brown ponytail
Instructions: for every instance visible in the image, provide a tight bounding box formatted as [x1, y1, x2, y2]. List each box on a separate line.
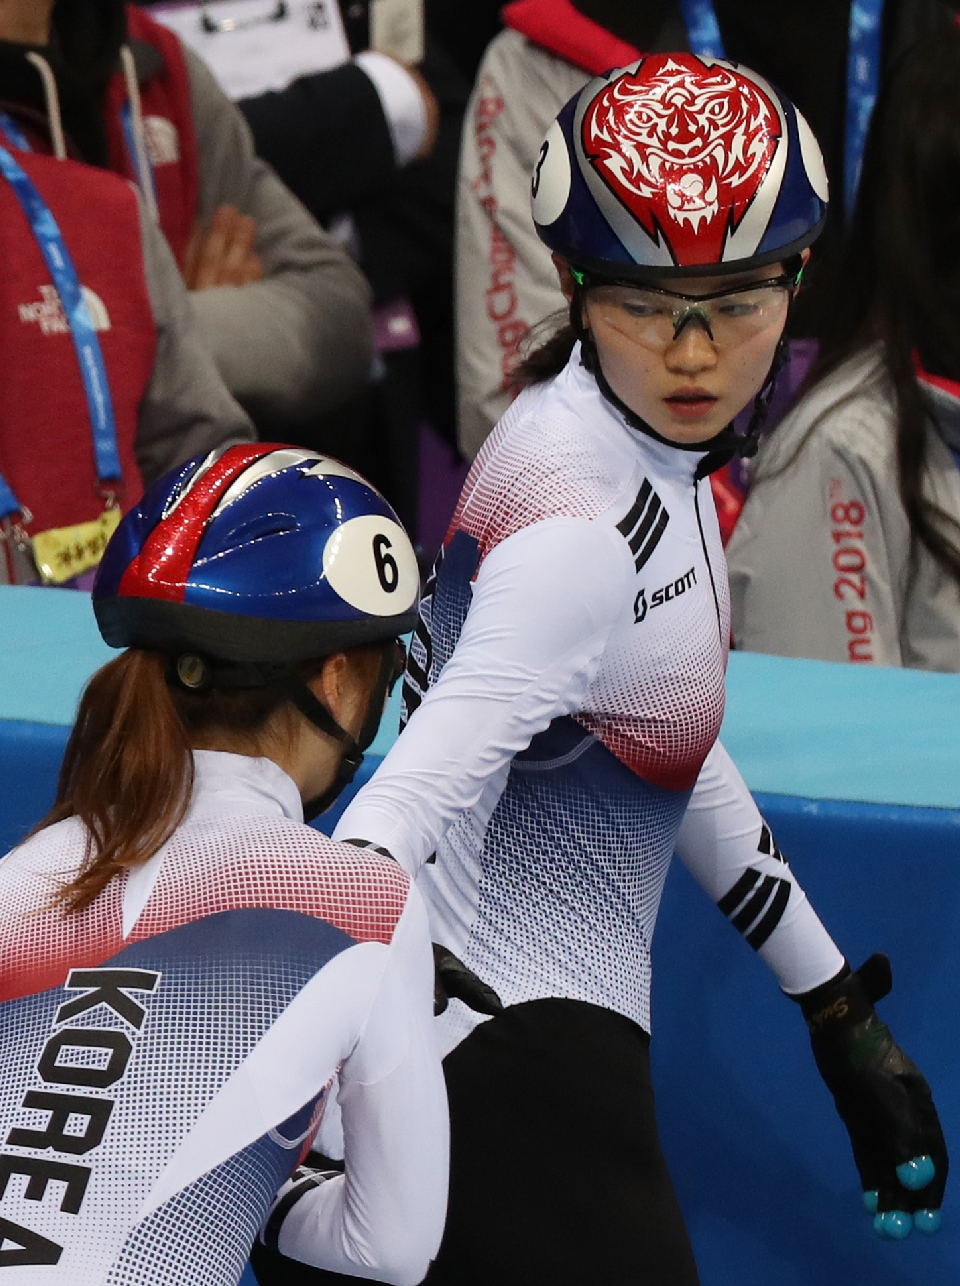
[37, 651, 194, 914]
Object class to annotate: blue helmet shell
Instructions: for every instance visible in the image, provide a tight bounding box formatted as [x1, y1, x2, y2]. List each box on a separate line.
[532, 53, 829, 279]
[93, 444, 421, 662]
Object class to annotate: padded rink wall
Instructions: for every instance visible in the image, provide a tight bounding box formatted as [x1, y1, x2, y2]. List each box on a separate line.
[1, 587, 959, 1285]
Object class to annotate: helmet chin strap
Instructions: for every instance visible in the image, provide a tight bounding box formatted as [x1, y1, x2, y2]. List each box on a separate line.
[569, 278, 792, 480]
[168, 645, 402, 824]
[270, 672, 364, 822]
[292, 645, 402, 822]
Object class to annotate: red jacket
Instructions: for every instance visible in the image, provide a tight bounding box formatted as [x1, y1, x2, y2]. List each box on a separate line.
[0, 150, 154, 532]
[502, 0, 640, 73]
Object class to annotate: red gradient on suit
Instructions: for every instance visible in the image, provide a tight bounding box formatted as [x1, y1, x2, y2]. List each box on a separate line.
[0, 818, 409, 1002]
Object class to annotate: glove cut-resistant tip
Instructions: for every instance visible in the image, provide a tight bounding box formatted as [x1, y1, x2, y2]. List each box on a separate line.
[874, 1211, 913, 1239]
[913, 1209, 942, 1235]
[897, 1156, 935, 1191]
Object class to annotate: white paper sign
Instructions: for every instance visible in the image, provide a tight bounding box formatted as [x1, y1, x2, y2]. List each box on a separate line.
[151, 0, 351, 101]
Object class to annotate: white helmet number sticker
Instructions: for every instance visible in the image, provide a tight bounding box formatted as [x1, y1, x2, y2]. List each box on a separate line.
[531, 119, 571, 228]
[323, 515, 419, 616]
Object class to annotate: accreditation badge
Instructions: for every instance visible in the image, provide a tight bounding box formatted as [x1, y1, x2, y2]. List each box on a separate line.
[32, 508, 122, 585]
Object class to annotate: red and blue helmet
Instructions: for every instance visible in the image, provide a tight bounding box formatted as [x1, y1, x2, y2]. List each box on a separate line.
[532, 53, 829, 279]
[93, 444, 421, 662]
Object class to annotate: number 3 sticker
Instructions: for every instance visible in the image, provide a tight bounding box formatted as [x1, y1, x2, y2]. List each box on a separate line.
[323, 515, 419, 615]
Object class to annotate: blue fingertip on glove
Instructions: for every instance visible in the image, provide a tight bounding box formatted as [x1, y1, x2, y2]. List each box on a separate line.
[874, 1211, 913, 1239]
[863, 1190, 879, 1214]
[914, 1209, 942, 1235]
[897, 1156, 936, 1191]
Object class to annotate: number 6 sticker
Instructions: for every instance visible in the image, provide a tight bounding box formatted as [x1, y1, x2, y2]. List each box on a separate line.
[323, 514, 419, 615]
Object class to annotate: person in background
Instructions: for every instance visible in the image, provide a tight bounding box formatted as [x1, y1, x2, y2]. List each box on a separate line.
[0, 444, 447, 1284]
[239, 26, 468, 529]
[0, 142, 252, 588]
[728, 30, 960, 670]
[0, 0, 372, 439]
[331, 58, 947, 1285]
[454, 0, 960, 464]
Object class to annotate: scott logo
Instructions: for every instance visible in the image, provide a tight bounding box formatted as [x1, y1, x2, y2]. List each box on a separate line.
[634, 566, 697, 623]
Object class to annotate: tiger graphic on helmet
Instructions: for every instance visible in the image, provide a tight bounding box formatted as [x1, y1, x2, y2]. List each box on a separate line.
[532, 51, 827, 276]
[581, 55, 782, 264]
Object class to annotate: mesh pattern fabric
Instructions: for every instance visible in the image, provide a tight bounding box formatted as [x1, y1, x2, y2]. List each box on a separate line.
[425, 724, 688, 1033]
[0, 914, 344, 1284]
[0, 814, 409, 1003]
[448, 377, 631, 564]
[575, 501, 728, 792]
[102, 1094, 304, 1286]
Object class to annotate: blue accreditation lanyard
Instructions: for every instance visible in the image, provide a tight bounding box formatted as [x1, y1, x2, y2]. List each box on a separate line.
[677, 0, 884, 219]
[0, 110, 31, 152]
[844, 0, 884, 219]
[677, 0, 724, 59]
[0, 98, 157, 207]
[0, 143, 122, 523]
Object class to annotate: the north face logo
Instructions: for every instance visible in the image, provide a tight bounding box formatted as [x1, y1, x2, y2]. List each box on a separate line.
[143, 116, 179, 166]
[18, 285, 111, 335]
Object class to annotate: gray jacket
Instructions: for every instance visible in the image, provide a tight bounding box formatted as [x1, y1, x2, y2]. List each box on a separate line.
[456, 30, 587, 460]
[727, 346, 960, 671]
[184, 48, 373, 429]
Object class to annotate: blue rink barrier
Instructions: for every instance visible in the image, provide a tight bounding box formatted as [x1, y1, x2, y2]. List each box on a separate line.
[651, 795, 960, 1286]
[2, 587, 960, 1283]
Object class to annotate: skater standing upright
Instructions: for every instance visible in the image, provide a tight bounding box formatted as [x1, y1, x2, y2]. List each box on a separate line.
[333, 55, 948, 1284]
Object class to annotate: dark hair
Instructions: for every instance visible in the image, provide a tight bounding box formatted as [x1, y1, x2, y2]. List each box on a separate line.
[793, 29, 960, 588]
[36, 646, 380, 913]
[511, 311, 577, 391]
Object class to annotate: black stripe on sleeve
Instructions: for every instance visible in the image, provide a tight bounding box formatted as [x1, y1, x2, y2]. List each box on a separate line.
[627, 493, 662, 555]
[757, 821, 784, 863]
[400, 675, 423, 724]
[634, 508, 670, 570]
[616, 479, 653, 537]
[717, 868, 762, 917]
[730, 874, 779, 934]
[746, 879, 792, 949]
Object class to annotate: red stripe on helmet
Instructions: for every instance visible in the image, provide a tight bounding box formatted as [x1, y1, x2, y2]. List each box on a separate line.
[502, 0, 640, 76]
[117, 444, 272, 602]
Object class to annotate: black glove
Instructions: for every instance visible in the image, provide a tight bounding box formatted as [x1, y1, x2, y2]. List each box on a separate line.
[795, 954, 948, 1238]
[433, 944, 504, 1017]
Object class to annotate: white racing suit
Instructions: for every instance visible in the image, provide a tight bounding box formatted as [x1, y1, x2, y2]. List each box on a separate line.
[335, 347, 845, 1055]
[0, 751, 446, 1286]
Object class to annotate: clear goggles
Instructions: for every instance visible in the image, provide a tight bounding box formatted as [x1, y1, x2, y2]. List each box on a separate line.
[580, 271, 800, 351]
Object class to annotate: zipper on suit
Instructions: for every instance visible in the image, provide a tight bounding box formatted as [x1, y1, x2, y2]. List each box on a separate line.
[694, 477, 724, 646]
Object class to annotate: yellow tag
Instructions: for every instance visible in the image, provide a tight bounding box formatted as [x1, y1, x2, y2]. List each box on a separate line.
[32, 508, 122, 585]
